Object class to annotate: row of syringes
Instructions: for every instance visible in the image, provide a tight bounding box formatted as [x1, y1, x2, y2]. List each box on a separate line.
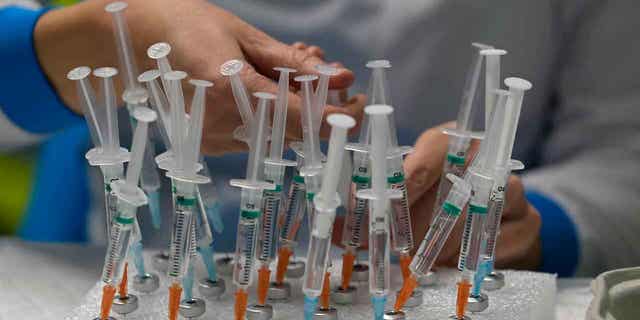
[67, 2, 226, 320]
[393, 44, 533, 320]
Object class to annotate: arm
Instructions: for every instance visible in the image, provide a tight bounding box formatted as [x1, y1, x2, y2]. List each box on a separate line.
[3, 0, 365, 153]
[522, 0, 640, 276]
[34, 0, 364, 154]
[0, 5, 82, 150]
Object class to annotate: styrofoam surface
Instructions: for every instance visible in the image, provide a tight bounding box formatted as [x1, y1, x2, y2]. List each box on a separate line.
[65, 251, 556, 320]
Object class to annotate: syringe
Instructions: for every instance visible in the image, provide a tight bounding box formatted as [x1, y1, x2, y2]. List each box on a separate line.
[302, 113, 355, 320]
[273, 148, 307, 285]
[339, 60, 387, 291]
[456, 49, 510, 276]
[433, 43, 492, 211]
[147, 42, 173, 95]
[102, 107, 157, 320]
[356, 105, 402, 320]
[254, 67, 297, 309]
[67, 66, 128, 239]
[474, 79, 531, 296]
[119, 88, 161, 294]
[272, 68, 332, 288]
[229, 92, 276, 320]
[104, 1, 140, 92]
[220, 59, 256, 143]
[453, 80, 532, 320]
[106, 1, 164, 235]
[68, 66, 129, 320]
[162, 71, 212, 320]
[392, 174, 472, 312]
[365, 61, 416, 280]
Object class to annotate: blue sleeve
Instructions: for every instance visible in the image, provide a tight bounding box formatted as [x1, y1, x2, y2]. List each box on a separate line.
[0, 6, 82, 134]
[526, 190, 580, 277]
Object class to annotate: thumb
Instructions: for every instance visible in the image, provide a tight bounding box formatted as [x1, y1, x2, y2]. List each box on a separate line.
[237, 28, 354, 89]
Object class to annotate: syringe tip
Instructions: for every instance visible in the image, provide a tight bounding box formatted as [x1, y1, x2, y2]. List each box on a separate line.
[220, 59, 244, 76]
[274, 66, 297, 73]
[253, 92, 277, 100]
[471, 42, 494, 50]
[315, 64, 340, 76]
[147, 42, 172, 59]
[67, 66, 91, 80]
[364, 104, 393, 116]
[394, 275, 418, 311]
[104, 1, 127, 13]
[189, 79, 214, 88]
[163, 70, 188, 81]
[504, 77, 533, 91]
[327, 113, 356, 129]
[137, 69, 161, 83]
[366, 59, 391, 69]
[93, 67, 119, 78]
[294, 74, 318, 82]
[480, 48, 507, 56]
[132, 106, 157, 122]
[122, 87, 149, 105]
[234, 289, 249, 320]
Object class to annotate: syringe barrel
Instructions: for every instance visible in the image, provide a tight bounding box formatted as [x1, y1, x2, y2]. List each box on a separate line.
[305, 173, 323, 227]
[434, 136, 471, 210]
[101, 201, 136, 284]
[369, 227, 390, 297]
[457, 172, 493, 272]
[168, 180, 197, 281]
[341, 178, 370, 249]
[233, 188, 263, 288]
[258, 164, 285, 262]
[277, 171, 306, 247]
[101, 164, 124, 237]
[482, 168, 509, 263]
[410, 179, 471, 276]
[303, 206, 335, 297]
[387, 158, 413, 253]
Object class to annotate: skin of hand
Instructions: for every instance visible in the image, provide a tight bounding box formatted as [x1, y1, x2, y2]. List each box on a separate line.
[403, 122, 542, 270]
[33, 0, 365, 155]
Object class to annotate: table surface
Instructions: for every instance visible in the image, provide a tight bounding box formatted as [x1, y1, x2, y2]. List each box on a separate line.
[0, 238, 594, 320]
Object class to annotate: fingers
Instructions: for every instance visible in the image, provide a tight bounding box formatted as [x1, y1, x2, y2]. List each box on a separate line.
[318, 94, 367, 138]
[403, 123, 453, 205]
[502, 175, 528, 220]
[493, 203, 542, 269]
[237, 29, 354, 89]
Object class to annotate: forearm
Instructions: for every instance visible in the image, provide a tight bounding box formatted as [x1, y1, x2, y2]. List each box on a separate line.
[33, 0, 168, 113]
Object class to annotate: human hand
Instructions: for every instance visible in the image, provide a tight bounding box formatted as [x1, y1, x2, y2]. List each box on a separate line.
[34, 0, 365, 154]
[403, 122, 542, 270]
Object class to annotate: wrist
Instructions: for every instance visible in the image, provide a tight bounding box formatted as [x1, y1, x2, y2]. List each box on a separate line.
[34, 2, 114, 113]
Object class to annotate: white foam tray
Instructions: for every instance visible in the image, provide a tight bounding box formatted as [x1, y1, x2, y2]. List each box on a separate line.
[65, 252, 556, 320]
